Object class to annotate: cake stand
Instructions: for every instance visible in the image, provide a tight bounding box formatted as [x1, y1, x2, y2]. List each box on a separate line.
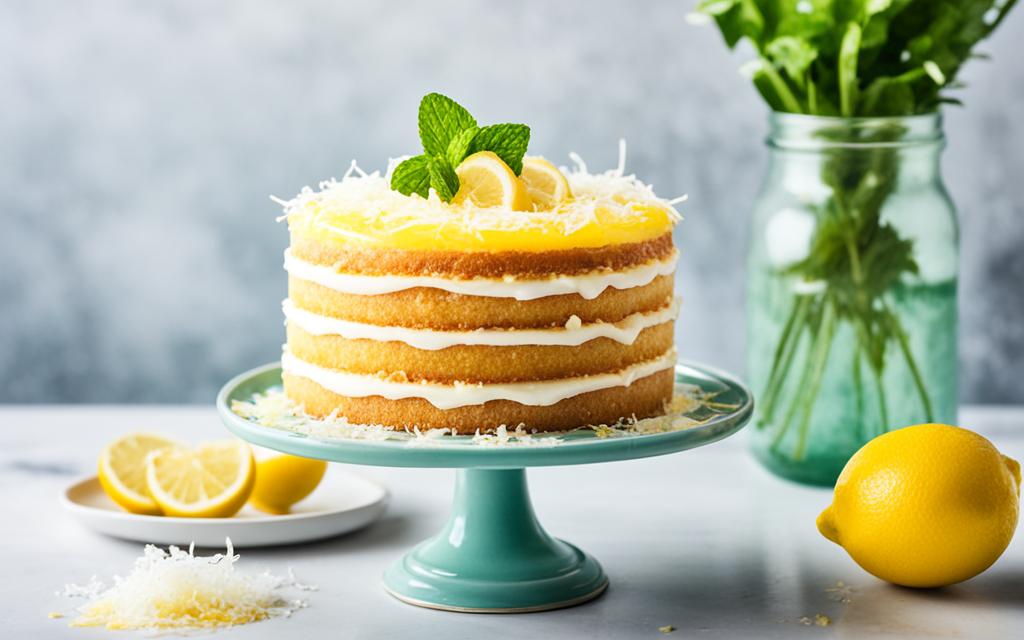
[217, 361, 752, 613]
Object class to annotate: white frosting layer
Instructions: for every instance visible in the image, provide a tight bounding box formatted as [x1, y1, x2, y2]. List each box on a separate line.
[283, 249, 678, 301]
[283, 298, 680, 350]
[281, 348, 677, 410]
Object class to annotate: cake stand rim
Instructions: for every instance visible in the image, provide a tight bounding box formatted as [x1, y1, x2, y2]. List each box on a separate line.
[216, 359, 754, 469]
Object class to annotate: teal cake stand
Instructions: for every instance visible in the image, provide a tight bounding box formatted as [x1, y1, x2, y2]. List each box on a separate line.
[217, 361, 752, 613]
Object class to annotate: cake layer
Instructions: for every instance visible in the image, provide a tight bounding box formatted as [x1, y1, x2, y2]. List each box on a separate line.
[283, 298, 679, 349]
[290, 233, 675, 278]
[284, 248, 677, 301]
[286, 321, 674, 384]
[282, 368, 675, 433]
[288, 274, 675, 330]
[282, 348, 675, 408]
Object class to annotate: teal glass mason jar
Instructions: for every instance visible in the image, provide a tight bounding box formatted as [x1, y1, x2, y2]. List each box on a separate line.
[747, 113, 959, 486]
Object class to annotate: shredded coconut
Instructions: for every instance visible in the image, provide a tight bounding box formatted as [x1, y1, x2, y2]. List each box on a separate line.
[231, 383, 727, 447]
[471, 424, 564, 448]
[61, 540, 309, 631]
[271, 144, 684, 242]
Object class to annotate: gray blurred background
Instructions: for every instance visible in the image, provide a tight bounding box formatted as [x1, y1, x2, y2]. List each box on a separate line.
[2, 1, 1022, 404]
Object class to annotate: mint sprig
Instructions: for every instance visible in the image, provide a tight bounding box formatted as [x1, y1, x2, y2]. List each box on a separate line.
[391, 93, 531, 202]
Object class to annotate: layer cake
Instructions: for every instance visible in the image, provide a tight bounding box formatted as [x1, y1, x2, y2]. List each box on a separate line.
[277, 154, 681, 433]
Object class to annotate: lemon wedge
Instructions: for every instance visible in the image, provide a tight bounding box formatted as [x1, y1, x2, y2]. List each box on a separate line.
[453, 151, 532, 210]
[520, 156, 572, 209]
[98, 433, 180, 515]
[249, 447, 327, 515]
[145, 440, 255, 518]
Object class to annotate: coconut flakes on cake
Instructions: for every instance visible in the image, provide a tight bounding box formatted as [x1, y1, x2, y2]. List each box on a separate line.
[271, 142, 684, 238]
[231, 384, 720, 447]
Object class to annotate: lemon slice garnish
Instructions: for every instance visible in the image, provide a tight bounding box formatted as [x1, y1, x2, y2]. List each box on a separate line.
[520, 156, 572, 210]
[145, 440, 255, 518]
[453, 151, 532, 210]
[249, 448, 327, 515]
[98, 433, 181, 515]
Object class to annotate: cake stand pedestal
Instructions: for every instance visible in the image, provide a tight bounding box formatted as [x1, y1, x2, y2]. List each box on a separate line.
[384, 467, 606, 612]
[217, 362, 752, 613]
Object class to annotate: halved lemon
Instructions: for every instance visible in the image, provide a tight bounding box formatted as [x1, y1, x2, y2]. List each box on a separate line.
[520, 156, 572, 209]
[145, 440, 255, 518]
[453, 151, 532, 210]
[249, 447, 328, 515]
[98, 433, 181, 515]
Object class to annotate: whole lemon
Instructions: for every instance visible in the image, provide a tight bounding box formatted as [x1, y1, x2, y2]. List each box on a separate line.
[249, 448, 328, 515]
[817, 423, 1020, 588]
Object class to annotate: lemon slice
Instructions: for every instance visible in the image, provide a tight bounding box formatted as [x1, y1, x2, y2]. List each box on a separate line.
[453, 151, 532, 210]
[98, 433, 181, 515]
[145, 440, 255, 518]
[249, 447, 328, 515]
[520, 156, 572, 209]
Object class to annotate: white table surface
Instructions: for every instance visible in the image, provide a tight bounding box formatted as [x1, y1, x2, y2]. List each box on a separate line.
[2, 405, 1021, 639]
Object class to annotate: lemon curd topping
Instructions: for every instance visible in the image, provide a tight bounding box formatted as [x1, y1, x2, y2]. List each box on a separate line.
[278, 158, 683, 253]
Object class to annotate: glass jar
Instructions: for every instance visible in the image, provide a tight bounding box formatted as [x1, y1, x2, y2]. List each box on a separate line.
[748, 113, 959, 486]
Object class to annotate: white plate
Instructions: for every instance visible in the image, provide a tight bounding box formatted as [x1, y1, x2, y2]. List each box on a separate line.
[60, 469, 389, 548]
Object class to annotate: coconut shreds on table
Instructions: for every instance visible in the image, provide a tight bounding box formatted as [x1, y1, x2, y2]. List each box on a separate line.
[230, 383, 724, 447]
[60, 539, 309, 631]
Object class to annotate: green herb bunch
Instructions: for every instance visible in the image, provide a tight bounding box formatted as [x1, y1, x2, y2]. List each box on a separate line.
[391, 93, 531, 202]
[694, 0, 1017, 116]
[694, 0, 1017, 456]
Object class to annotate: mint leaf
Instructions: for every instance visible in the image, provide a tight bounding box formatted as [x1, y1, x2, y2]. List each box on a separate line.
[446, 126, 479, 168]
[390, 155, 431, 198]
[428, 156, 459, 202]
[467, 124, 530, 175]
[418, 93, 477, 157]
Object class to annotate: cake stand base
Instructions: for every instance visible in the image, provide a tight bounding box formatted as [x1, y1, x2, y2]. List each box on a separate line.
[382, 468, 608, 613]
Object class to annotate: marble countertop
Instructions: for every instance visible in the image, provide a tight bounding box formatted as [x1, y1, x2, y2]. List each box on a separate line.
[2, 405, 1021, 639]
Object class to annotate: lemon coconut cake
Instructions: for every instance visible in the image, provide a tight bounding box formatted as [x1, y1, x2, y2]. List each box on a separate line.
[276, 94, 682, 434]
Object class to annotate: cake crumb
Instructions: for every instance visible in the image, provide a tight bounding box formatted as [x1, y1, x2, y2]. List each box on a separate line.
[658, 624, 675, 633]
[47, 612, 64, 619]
[799, 614, 831, 627]
[825, 580, 853, 603]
